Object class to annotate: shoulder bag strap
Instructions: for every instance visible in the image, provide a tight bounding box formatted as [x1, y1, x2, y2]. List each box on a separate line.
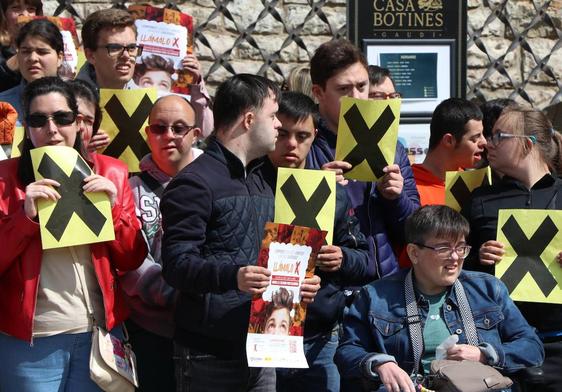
[405, 270, 424, 376]
[453, 280, 479, 346]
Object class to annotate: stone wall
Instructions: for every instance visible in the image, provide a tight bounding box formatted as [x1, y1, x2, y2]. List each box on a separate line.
[48, 0, 561, 109]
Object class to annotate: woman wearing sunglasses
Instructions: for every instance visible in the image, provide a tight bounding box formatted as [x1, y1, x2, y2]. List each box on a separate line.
[0, 76, 147, 391]
[0, 18, 63, 125]
[463, 106, 562, 391]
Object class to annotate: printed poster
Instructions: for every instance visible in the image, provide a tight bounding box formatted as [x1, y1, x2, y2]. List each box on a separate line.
[30, 146, 114, 249]
[445, 167, 491, 212]
[335, 97, 400, 181]
[129, 5, 195, 95]
[247, 222, 326, 368]
[496, 209, 562, 304]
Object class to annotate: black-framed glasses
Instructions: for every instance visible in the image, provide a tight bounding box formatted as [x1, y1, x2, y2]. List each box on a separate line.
[102, 43, 143, 58]
[485, 132, 534, 146]
[414, 243, 472, 259]
[369, 91, 402, 100]
[147, 123, 195, 136]
[26, 111, 76, 128]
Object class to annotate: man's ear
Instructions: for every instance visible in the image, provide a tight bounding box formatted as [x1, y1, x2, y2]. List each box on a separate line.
[442, 133, 456, 148]
[242, 111, 254, 130]
[84, 48, 96, 66]
[406, 243, 419, 264]
[311, 84, 324, 102]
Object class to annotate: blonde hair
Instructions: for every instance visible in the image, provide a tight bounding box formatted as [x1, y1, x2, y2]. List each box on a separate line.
[286, 64, 313, 99]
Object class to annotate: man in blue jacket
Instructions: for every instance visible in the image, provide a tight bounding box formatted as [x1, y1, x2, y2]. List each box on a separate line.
[263, 91, 372, 391]
[160, 74, 320, 392]
[308, 39, 420, 278]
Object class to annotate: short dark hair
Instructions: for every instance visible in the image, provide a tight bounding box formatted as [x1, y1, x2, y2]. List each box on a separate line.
[405, 205, 470, 245]
[213, 74, 280, 132]
[16, 18, 63, 54]
[480, 98, 517, 138]
[310, 39, 367, 88]
[368, 65, 395, 88]
[67, 79, 102, 136]
[429, 98, 483, 150]
[19, 77, 81, 186]
[278, 91, 317, 126]
[81, 8, 136, 50]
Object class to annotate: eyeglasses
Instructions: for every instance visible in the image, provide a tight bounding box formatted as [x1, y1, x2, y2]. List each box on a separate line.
[485, 132, 535, 147]
[102, 43, 143, 58]
[147, 123, 195, 136]
[414, 243, 472, 259]
[26, 111, 76, 128]
[369, 91, 402, 100]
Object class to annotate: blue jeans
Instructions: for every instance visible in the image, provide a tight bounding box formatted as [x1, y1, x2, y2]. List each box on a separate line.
[0, 331, 103, 392]
[173, 343, 276, 392]
[276, 326, 340, 392]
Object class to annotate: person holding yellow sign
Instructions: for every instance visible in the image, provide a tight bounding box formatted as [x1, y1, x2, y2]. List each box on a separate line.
[0, 77, 147, 391]
[463, 107, 562, 391]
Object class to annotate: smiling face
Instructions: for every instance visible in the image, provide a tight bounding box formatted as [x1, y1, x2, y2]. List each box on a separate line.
[26, 92, 78, 148]
[85, 26, 137, 89]
[453, 119, 486, 169]
[18, 35, 62, 82]
[408, 235, 466, 295]
[268, 113, 316, 169]
[265, 307, 291, 336]
[146, 96, 200, 176]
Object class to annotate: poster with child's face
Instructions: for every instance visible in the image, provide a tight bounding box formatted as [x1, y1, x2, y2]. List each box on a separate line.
[247, 222, 326, 368]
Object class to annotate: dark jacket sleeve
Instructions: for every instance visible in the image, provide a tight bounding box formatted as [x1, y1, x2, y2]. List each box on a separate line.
[377, 142, 420, 244]
[161, 172, 240, 294]
[0, 50, 21, 93]
[334, 184, 373, 286]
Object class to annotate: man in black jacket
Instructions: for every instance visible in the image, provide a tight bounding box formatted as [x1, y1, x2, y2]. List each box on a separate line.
[160, 74, 321, 392]
[264, 91, 372, 392]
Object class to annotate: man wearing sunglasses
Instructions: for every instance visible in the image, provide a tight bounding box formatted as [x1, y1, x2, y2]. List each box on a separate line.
[411, 98, 486, 206]
[119, 95, 202, 391]
[79, 9, 140, 90]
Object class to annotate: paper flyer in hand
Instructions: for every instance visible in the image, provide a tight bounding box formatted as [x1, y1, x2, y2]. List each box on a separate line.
[246, 222, 326, 368]
[129, 5, 195, 95]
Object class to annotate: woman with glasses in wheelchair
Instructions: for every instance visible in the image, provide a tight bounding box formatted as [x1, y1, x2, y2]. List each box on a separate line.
[335, 205, 543, 392]
[0, 77, 147, 391]
[462, 106, 562, 391]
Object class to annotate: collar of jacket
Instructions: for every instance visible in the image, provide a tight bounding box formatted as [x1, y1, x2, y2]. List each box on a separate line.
[501, 172, 557, 190]
[316, 116, 338, 149]
[205, 136, 265, 178]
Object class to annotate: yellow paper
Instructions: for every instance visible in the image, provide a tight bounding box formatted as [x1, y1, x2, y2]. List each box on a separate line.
[75, 50, 87, 78]
[10, 126, 25, 158]
[274, 168, 336, 245]
[496, 209, 562, 304]
[445, 167, 491, 212]
[335, 97, 400, 181]
[30, 146, 115, 249]
[99, 88, 157, 172]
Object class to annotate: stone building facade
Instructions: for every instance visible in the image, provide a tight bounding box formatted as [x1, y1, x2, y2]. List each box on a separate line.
[47, 0, 561, 109]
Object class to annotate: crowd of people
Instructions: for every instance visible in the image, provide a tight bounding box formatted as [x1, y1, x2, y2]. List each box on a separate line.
[0, 2, 560, 392]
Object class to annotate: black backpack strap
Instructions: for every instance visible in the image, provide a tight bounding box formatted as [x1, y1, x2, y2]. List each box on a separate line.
[138, 171, 163, 193]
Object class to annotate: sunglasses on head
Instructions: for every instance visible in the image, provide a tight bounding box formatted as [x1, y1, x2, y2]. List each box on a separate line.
[26, 111, 76, 128]
[147, 123, 195, 136]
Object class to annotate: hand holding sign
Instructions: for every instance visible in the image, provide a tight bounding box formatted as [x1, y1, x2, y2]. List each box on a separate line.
[376, 164, 403, 200]
[479, 240, 505, 266]
[24, 178, 61, 219]
[299, 274, 321, 304]
[238, 265, 272, 295]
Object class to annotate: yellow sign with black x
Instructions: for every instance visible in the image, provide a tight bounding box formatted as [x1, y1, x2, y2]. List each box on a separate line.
[445, 167, 491, 212]
[496, 209, 562, 304]
[99, 88, 157, 173]
[9, 126, 25, 158]
[274, 168, 336, 245]
[30, 146, 115, 250]
[335, 97, 401, 182]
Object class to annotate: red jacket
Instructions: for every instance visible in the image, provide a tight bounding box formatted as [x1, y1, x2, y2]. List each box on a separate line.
[0, 154, 147, 342]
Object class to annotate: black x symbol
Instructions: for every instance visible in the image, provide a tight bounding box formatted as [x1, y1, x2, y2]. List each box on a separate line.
[103, 94, 153, 161]
[450, 173, 490, 208]
[280, 175, 331, 230]
[500, 215, 559, 297]
[342, 104, 395, 178]
[38, 153, 107, 241]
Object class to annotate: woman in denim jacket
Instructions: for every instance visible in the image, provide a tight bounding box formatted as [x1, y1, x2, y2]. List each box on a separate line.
[335, 206, 543, 392]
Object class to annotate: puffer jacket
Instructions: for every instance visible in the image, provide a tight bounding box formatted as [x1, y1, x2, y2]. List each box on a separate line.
[0, 154, 147, 342]
[161, 136, 274, 358]
[306, 118, 420, 279]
